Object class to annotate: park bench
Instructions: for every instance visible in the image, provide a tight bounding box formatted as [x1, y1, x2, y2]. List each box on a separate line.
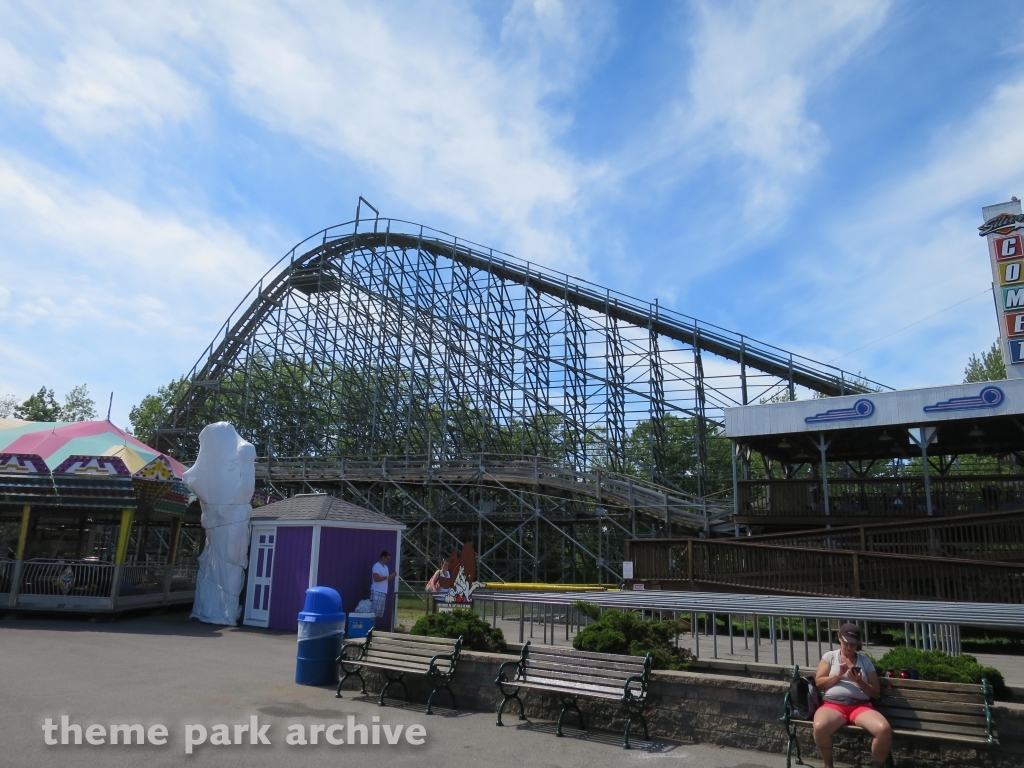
[494, 641, 652, 749]
[782, 666, 998, 768]
[336, 630, 462, 714]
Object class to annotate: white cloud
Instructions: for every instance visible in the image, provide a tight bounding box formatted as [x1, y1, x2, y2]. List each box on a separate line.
[769, 71, 1024, 387]
[199, 1, 595, 269]
[0, 150, 273, 419]
[43, 45, 202, 143]
[624, 0, 890, 229]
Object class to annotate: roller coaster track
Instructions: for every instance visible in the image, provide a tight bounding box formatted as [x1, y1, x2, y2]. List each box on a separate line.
[157, 213, 886, 582]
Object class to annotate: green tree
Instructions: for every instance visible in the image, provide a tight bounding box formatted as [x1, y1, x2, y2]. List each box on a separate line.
[13, 384, 96, 422]
[129, 377, 189, 446]
[625, 414, 733, 496]
[14, 387, 61, 421]
[61, 384, 97, 421]
[0, 394, 17, 419]
[964, 341, 1005, 383]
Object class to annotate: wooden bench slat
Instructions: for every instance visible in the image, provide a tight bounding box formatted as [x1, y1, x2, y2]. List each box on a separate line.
[372, 631, 455, 646]
[529, 656, 646, 677]
[879, 698, 985, 717]
[347, 661, 433, 675]
[790, 720, 994, 745]
[524, 671, 634, 696]
[368, 642, 452, 660]
[530, 649, 647, 670]
[880, 678, 987, 694]
[524, 659, 636, 681]
[511, 679, 626, 700]
[363, 653, 435, 671]
[527, 644, 647, 665]
[877, 707, 989, 728]
[885, 717, 990, 738]
[881, 688, 986, 705]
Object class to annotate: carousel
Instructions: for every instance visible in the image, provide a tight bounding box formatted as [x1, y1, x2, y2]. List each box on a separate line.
[0, 419, 202, 614]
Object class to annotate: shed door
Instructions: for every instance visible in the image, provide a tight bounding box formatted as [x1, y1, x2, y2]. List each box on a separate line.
[245, 527, 276, 627]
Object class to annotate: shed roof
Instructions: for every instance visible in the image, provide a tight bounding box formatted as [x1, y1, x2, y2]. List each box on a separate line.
[251, 493, 404, 529]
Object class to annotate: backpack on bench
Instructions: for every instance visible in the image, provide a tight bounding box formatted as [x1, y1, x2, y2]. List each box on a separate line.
[789, 676, 822, 720]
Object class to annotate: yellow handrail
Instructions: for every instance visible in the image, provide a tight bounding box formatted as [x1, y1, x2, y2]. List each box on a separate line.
[478, 582, 611, 592]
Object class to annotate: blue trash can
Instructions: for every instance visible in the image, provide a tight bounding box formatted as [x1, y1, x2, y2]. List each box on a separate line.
[346, 612, 375, 639]
[295, 587, 346, 686]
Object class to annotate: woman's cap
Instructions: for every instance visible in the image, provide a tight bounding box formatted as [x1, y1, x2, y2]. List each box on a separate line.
[839, 623, 862, 644]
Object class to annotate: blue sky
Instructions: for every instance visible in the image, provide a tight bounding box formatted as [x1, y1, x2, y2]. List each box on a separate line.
[1, 0, 1023, 427]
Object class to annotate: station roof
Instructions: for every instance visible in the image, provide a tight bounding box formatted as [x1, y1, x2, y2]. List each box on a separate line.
[252, 493, 404, 529]
[724, 378, 1024, 463]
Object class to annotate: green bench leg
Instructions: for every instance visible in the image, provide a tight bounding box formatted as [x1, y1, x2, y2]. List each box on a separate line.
[496, 687, 525, 726]
[336, 664, 367, 698]
[622, 701, 649, 750]
[556, 696, 584, 737]
[378, 671, 408, 706]
[425, 676, 457, 715]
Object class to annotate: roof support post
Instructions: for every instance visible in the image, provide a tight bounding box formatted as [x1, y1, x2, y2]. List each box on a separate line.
[910, 427, 939, 517]
[731, 440, 740, 536]
[817, 433, 831, 516]
[15, 504, 31, 560]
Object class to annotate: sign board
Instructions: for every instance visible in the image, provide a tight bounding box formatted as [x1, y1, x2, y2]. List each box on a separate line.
[622, 561, 634, 579]
[980, 199, 1024, 379]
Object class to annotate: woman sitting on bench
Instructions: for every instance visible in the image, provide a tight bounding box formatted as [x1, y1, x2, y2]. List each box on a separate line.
[813, 623, 892, 768]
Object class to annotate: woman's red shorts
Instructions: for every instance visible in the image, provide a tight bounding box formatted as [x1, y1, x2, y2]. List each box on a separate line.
[819, 700, 874, 724]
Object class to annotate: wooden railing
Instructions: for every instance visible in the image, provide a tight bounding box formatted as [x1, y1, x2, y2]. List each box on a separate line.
[626, 539, 1024, 603]
[258, 454, 734, 528]
[745, 509, 1024, 562]
[737, 474, 1024, 519]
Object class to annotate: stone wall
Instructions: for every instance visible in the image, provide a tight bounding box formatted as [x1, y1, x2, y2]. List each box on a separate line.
[347, 648, 1024, 768]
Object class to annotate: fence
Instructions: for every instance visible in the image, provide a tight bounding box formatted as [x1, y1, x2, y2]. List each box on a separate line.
[467, 589, 1011, 663]
[16, 559, 116, 597]
[4, 558, 199, 611]
[738, 475, 1024, 519]
[746, 509, 1024, 562]
[0, 558, 15, 594]
[627, 539, 1024, 603]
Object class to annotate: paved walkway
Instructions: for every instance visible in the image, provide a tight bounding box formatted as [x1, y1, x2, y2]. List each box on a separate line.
[0, 611, 793, 768]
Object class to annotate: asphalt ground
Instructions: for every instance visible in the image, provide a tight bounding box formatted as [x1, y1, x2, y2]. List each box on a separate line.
[0, 610, 792, 768]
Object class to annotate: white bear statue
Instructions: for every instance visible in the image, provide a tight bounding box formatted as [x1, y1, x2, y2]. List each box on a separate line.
[183, 422, 256, 625]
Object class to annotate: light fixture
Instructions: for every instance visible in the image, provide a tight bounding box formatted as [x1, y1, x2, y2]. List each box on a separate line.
[969, 424, 984, 438]
[778, 439, 791, 449]
[878, 431, 892, 443]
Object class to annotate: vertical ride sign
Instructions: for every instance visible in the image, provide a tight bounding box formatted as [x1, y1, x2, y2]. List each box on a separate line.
[981, 199, 1024, 379]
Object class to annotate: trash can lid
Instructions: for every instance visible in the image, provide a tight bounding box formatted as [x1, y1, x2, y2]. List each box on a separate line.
[297, 586, 345, 622]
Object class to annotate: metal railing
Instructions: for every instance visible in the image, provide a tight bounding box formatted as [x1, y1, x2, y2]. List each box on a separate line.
[627, 539, 1024, 603]
[260, 453, 734, 526]
[474, 589, 1024, 665]
[0, 558, 15, 594]
[118, 564, 168, 597]
[17, 560, 116, 597]
[169, 560, 200, 592]
[737, 475, 1024, 518]
[746, 509, 1024, 562]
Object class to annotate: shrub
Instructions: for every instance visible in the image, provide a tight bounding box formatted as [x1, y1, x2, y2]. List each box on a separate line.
[410, 610, 507, 653]
[874, 647, 1009, 700]
[571, 602, 691, 670]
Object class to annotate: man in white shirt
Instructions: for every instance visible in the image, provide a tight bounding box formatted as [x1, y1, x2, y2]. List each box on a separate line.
[370, 550, 396, 618]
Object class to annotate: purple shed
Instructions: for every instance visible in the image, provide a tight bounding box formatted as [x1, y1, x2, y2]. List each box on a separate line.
[242, 494, 405, 633]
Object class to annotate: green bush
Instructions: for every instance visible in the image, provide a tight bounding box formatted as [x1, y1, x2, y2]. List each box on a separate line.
[571, 602, 691, 670]
[874, 647, 1010, 700]
[410, 610, 507, 653]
